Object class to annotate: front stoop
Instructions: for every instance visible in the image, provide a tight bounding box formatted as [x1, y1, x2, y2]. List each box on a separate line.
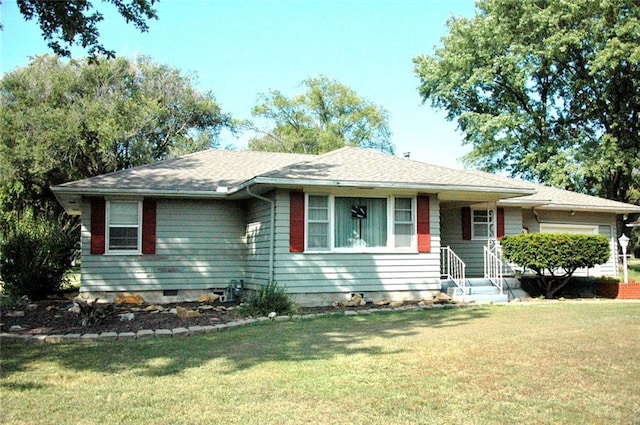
[442, 279, 509, 303]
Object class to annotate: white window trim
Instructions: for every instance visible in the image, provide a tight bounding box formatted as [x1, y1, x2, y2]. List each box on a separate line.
[304, 194, 418, 253]
[391, 196, 416, 250]
[471, 207, 496, 240]
[306, 194, 331, 251]
[106, 200, 142, 255]
[539, 223, 599, 235]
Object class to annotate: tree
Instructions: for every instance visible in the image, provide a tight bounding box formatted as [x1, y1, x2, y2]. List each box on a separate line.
[413, 0, 640, 205]
[13, 0, 158, 59]
[0, 54, 233, 224]
[249, 76, 394, 155]
[501, 233, 611, 298]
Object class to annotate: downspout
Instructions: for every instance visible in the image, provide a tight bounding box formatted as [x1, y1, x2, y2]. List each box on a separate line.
[246, 186, 275, 283]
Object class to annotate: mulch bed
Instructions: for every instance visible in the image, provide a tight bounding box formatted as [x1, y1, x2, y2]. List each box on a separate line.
[0, 296, 394, 336]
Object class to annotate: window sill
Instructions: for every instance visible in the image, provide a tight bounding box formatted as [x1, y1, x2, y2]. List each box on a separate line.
[104, 251, 142, 256]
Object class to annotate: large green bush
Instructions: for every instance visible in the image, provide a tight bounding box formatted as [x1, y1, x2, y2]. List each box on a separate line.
[0, 212, 76, 300]
[501, 233, 610, 298]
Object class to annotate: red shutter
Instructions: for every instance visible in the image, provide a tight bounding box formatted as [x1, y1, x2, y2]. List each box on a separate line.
[496, 207, 505, 240]
[90, 198, 106, 255]
[417, 195, 431, 252]
[142, 199, 157, 254]
[461, 207, 472, 240]
[289, 191, 305, 252]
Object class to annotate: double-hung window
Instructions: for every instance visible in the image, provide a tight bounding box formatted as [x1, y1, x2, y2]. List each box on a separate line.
[107, 201, 142, 253]
[394, 197, 414, 248]
[307, 195, 330, 250]
[305, 195, 417, 252]
[472, 208, 495, 240]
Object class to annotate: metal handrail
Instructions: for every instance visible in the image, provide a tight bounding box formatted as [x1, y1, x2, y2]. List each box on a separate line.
[441, 246, 467, 299]
[484, 244, 504, 294]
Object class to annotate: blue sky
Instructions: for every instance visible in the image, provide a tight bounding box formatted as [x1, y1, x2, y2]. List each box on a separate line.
[1, 0, 476, 168]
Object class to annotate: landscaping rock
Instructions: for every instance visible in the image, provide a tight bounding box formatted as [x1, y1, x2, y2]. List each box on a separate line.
[172, 327, 190, 337]
[197, 305, 215, 311]
[26, 304, 39, 311]
[197, 293, 220, 303]
[9, 325, 25, 332]
[389, 301, 404, 308]
[119, 313, 135, 321]
[80, 333, 99, 342]
[114, 294, 144, 305]
[434, 292, 452, 302]
[373, 299, 391, 306]
[176, 306, 201, 318]
[136, 329, 154, 339]
[155, 329, 172, 338]
[345, 293, 366, 307]
[145, 305, 165, 313]
[6, 310, 25, 318]
[99, 332, 118, 340]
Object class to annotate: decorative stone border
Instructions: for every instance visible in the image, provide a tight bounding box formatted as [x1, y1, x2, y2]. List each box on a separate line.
[0, 303, 465, 344]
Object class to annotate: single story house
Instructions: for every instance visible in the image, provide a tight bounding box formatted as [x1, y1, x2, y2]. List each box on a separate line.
[52, 147, 640, 305]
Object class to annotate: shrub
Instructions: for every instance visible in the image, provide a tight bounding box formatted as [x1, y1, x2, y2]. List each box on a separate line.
[238, 281, 296, 317]
[0, 212, 76, 300]
[502, 233, 610, 298]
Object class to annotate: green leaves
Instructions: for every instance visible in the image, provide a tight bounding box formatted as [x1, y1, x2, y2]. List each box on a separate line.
[249, 76, 394, 155]
[16, 0, 158, 59]
[501, 232, 611, 297]
[0, 54, 232, 223]
[414, 0, 640, 203]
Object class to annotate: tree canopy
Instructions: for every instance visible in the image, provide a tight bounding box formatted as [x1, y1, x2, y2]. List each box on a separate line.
[249, 76, 394, 155]
[14, 0, 158, 59]
[414, 0, 640, 204]
[0, 54, 233, 223]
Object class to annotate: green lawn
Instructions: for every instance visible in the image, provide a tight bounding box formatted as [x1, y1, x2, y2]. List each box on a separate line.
[629, 258, 640, 282]
[2, 303, 639, 424]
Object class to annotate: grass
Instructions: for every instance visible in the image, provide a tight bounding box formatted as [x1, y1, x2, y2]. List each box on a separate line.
[2, 303, 639, 424]
[628, 258, 640, 282]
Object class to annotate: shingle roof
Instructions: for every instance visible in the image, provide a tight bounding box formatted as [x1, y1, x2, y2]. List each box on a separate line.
[55, 147, 532, 193]
[55, 149, 313, 192]
[259, 147, 532, 191]
[465, 169, 640, 213]
[53, 147, 640, 214]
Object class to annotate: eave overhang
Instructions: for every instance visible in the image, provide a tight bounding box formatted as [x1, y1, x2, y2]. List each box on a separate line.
[52, 175, 537, 215]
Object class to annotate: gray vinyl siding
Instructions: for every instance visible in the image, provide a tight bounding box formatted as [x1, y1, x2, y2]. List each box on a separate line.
[245, 195, 274, 289]
[440, 206, 522, 277]
[80, 198, 247, 292]
[272, 190, 442, 294]
[522, 209, 618, 276]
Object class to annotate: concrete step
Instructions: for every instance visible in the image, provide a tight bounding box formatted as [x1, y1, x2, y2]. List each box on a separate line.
[447, 286, 501, 296]
[507, 288, 530, 300]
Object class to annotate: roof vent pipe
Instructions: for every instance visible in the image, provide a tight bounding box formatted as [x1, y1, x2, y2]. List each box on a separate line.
[403, 152, 411, 159]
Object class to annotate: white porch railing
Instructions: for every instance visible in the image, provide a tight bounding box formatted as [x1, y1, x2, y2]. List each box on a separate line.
[441, 246, 467, 298]
[484, 241, 504, 295]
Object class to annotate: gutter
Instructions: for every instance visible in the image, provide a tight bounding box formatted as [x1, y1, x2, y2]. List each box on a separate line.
[246, 186, 275, 283]
[231, 176, 537, 198]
